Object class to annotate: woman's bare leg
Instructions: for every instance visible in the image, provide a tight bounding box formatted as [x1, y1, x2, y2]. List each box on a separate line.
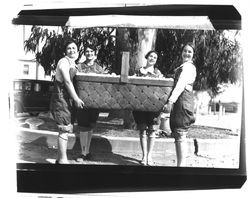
[138, 124, 148, 165]
[147, 130, 157, 166]
[57, 132, 69, 164]
[175, 138, 187, 167]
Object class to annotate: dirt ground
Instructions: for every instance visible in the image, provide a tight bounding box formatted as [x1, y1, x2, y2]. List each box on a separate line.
[16, 114, 240, 168]
[17, 141, 239, 168]
[17, 114, 238, 139]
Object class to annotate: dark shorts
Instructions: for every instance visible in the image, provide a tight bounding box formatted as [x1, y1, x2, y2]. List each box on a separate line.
[50, 92, 73, 126]
[133, 111, 160, 127]
[76, 108, 100, 127]
[170, 90, 195, 139]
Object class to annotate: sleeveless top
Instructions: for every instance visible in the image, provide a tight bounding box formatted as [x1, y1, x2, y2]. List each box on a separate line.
[53, 68, 77, 98]
[53, 57, 78, 98]
[50, 57, 78, 126]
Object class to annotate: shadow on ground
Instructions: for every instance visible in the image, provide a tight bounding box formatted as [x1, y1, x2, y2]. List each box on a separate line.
[18, 136, 141, 166]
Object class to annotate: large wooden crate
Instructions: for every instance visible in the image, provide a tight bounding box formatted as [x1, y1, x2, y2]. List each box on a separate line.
[75, 73, 173, 112]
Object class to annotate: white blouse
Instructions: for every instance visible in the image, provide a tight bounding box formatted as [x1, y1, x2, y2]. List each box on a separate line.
[168, 61, 196, 103]
[140, 65, 154, 75]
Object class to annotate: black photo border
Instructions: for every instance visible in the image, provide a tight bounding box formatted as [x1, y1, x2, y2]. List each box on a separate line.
[13, 4, 246, 193]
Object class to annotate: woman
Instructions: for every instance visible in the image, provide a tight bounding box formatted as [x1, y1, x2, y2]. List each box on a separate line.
[50, 39, 85, 164]
[163, 42, 197, 167]
[76, 44, 106, 162]
[133, 50, 163, 166]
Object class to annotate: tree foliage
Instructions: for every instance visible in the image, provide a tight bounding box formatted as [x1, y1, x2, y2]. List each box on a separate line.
[24, 26, 242, 96]
[155, 29, 242, 95]
[24, 26, 116, 75]
[195, 30, 242, 95]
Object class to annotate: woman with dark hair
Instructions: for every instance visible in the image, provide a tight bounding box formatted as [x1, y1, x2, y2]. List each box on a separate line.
[136, 50, 163, 78]
[75, 44, 106, 162]
[50, 39, 85, 164]
[163, 42, 197, 167]
[133, 50, 163, 166]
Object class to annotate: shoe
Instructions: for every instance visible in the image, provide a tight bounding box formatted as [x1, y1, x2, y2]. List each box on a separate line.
[55, 160, 69, 164]
[85, 153, 92, 160]
[140, 158, 147, 166]
[76, 153, 92, 162]
[147, 158, 154, 166]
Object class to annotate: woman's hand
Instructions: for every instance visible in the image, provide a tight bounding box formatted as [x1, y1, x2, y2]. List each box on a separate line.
[162, 101, 173, 113]
[74, 98, 85, 109]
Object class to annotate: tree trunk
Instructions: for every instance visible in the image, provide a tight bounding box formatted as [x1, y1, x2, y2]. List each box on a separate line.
[113, 28, 131, 74]
[109, 28, 157, 129]
[135, 29, 157, 69]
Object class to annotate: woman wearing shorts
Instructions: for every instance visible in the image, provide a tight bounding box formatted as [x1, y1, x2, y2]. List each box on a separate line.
[76, 44, 106, 161]
[133, 50, 163, 166]
[163, 42, 196, 167]
[50, 40, 84, 164]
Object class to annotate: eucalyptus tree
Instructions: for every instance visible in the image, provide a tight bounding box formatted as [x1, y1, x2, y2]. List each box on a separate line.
[155, 29, 242, 96]
[24, 26, 116, 75]
[24, 26, 242, 128]
[24, 26, 242, 95]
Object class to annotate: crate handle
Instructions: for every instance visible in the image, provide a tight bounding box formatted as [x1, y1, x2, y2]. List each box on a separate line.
[120, 51, 130, 83]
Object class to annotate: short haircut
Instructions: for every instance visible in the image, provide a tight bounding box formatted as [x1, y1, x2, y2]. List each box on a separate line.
[63, 39, 78, 52]
[181, 42, 195, 54]
[145, 50, 158, 59]
[84, 43, 97, 53]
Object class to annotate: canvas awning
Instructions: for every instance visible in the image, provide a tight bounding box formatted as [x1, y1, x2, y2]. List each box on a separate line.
[12, 4, 241, 30]
[66, 15, 214, 30]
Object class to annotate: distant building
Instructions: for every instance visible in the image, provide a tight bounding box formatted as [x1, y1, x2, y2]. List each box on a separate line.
[14, 25, 52, 81]
[194, 83, 242, 115]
